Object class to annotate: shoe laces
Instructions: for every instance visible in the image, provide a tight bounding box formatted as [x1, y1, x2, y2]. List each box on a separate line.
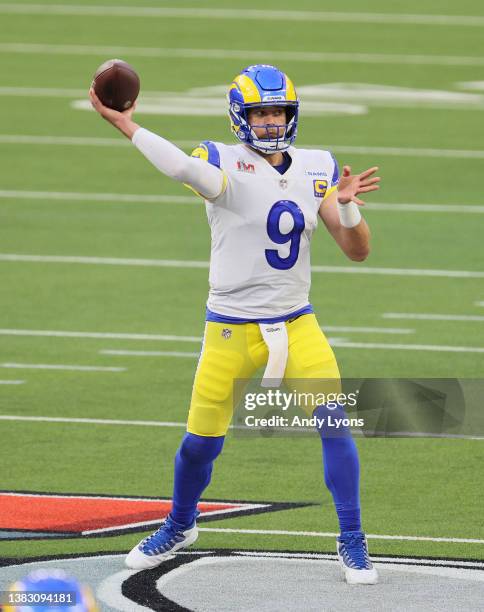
[339, 531, 372, 569]
[140, 515, 188, 555]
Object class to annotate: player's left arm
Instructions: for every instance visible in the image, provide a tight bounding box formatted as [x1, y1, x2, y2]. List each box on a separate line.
[318, 165, 380, 262]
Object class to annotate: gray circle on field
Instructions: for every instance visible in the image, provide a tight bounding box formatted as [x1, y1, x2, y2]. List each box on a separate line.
[0, 552, 483, 611]
[157, 555, 484, 612]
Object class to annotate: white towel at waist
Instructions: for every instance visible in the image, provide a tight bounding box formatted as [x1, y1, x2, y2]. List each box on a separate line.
[259, 322, 289, 388]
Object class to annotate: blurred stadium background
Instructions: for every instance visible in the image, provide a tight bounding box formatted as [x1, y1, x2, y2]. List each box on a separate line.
[0, 0, 483, 604]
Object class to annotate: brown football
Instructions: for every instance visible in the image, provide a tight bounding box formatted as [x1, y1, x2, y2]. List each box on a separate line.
[92, 59, 140, 112]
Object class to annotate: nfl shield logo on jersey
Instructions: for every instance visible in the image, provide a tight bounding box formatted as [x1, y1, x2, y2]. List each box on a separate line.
[221, 328, 232, 339]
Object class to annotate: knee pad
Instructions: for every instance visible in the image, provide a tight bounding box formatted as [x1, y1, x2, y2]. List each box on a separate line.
[178, 432, 225, 465]
[313, 403, 352, 439]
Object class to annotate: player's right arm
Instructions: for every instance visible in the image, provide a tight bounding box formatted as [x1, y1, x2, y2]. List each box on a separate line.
[88, 88, 225, 200]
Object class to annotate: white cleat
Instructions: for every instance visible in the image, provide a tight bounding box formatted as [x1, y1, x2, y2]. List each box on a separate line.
[125, 513, 199, 570]
[337, 531, 379, 585]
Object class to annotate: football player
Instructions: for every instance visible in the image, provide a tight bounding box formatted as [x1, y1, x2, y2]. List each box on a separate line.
[89, 64, 380, 585]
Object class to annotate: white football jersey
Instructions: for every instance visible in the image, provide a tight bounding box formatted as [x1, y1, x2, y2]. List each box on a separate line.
[192, 141, 338, 320]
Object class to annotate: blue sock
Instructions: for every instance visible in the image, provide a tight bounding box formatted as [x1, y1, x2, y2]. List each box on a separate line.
[171, 432, 225, 526]
[313, 404, 361, 534]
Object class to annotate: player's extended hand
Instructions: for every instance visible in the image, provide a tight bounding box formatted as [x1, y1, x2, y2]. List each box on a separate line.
[337, 165, 380, 206]
[88, 87, 136, 125]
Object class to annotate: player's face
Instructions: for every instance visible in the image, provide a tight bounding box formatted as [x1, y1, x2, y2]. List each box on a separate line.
[247, 106, 287, 139]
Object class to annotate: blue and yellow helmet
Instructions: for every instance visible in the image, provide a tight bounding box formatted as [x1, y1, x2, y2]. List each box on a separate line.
[228, 64, 299, 153]
[5, 569, 98, 612]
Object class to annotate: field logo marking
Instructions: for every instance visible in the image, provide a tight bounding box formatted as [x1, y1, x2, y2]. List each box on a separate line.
[0, 491, 311, 540]
[71, 83, 484, 117]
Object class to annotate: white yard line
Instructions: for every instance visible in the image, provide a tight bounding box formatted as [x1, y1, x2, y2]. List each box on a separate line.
[2, 135, 484, 160]
[101, 342, 348, 357]
[100, 349, 200, 358]
[6, 84, 481, 113]
[0, 328, 201, 342]
[475, 301, 484, 307]
[102, 341, 484, 354]
[0, 134, 130, 147]
[0, 253, 210, 268]
[107, 339, 484, 357]
[0, 363, 125, 372]
[2, 330, 479, 361]
[0, 86, 87, 97]
[323, 326, 414, 334]
[0, 380, 25, 385]
[306, 265, 484, 278]
[2, 190, 484, 214]
[198, 527, 484, 545]
[367, 203, 484, 213]
[1, 253, 483, 278]
[0, 190, 197, 205]
[1, 5, 484, 27]
[331, 341, 484, 353]
[383, 313, 484, 322]
[0, 327, 413, 342]
[1, 414, 481, 441]
[329, 145, 484, 159]
[1, 43, 484, 68]
[0, 415, 185, 427]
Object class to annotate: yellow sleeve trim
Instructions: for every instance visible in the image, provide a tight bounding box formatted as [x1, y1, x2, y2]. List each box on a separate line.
[323, 185, 337, 201]
[183, 182, 203, 198]
[219, 171, 228, 197]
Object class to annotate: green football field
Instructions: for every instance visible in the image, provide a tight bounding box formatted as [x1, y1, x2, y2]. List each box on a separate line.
[1, 0, 484, 593]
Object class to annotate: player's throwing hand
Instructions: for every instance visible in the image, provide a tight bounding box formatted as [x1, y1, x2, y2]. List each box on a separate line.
[337, 165, 380, 205]
[89, 87, 139, 139]
[89, 87, 136, 125]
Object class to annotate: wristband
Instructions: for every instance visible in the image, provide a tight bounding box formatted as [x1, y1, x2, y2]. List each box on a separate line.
[337, 201, 362, 228]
